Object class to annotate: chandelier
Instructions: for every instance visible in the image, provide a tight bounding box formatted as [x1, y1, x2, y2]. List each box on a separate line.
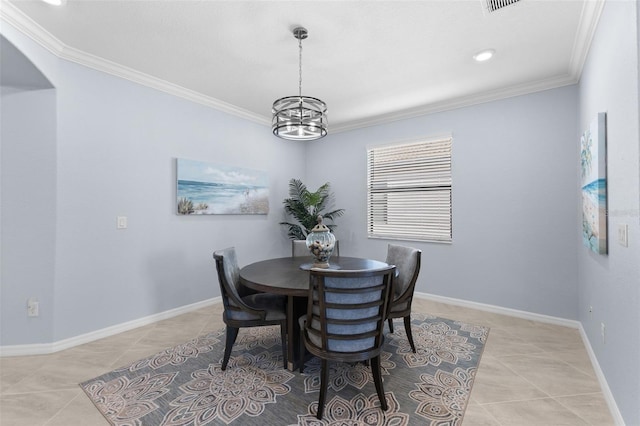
[272, 27, 327, 141]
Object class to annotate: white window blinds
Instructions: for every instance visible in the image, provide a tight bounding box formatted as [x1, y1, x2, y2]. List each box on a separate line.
[367, 137, 452, 243]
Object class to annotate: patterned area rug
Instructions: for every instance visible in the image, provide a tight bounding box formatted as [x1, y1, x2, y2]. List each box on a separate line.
[81, 313, 489, 425]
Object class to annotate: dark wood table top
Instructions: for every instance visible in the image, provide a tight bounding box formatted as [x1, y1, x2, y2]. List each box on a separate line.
[239, 256, 389, 297]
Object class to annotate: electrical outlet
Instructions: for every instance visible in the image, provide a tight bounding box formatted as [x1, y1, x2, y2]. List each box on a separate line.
[601, 322, 606, 344]
[27, 298, 39, 317]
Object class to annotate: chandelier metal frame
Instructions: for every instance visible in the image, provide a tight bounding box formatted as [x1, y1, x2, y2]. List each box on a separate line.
[272, 27, 327, 141]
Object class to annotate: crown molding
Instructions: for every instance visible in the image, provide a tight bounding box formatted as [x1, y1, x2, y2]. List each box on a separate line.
[333, 0, 603, 135]
[331, 73, 579, 133]
[0, 1, 270, 127]
[0, 0, 65, 53]
[2, 0, 602, 135]
[331, 0, 603, 133]
[59, 43, 270, 126]
[569, 0, 606, 79]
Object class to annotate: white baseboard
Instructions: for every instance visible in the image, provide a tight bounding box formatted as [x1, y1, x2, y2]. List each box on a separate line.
[0, 291, 626, 424]
[416, 291, 624, 425]
[577, 324, 626, 426]
[0, 297, 221, 357]
[416, 292, 581, 328]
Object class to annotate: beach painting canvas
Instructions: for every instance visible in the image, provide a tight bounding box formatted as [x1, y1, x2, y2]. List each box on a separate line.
[580, 113, 607, 254]
[176, 158, 269, 215]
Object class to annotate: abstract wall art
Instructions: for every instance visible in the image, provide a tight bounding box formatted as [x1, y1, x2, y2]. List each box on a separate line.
[176, 158, 269, 215]
[580, 112, 607, 254]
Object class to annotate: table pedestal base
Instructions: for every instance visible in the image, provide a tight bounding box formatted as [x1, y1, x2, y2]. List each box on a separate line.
[287, 295, 307, 371]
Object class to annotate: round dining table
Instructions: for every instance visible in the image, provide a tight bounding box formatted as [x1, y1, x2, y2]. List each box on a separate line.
[239, 256, 390, 370]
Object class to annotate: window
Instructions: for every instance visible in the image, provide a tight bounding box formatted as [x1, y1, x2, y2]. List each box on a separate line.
[367, 137, 452, 243]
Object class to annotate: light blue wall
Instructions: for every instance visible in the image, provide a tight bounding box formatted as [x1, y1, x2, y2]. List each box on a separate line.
[577, 1, 640, 425]
[0, 22, 307, 344]
[1, 88, 57, 345]
[3, 5, 639, 422]
[306, 85, 580, 320]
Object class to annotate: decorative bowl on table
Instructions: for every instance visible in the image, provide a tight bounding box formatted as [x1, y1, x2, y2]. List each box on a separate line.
[306, 215, 336, 268]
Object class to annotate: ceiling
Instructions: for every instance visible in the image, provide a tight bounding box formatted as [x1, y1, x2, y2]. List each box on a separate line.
[1, 0, 603, 133]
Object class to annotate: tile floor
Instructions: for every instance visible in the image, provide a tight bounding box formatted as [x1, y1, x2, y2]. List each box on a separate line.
[0, 298, 615, 425]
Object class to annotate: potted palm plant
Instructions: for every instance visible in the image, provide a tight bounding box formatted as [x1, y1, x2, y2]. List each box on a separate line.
[280, 178, 345, 240]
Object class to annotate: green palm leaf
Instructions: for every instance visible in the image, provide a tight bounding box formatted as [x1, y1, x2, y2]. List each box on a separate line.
[279, 178, 345, 239]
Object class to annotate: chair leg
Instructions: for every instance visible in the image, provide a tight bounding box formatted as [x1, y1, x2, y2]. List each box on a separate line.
[371, 355, 388, 411]
[403, 315, 416, 353]
[299, 327, 305, 373]
[280, 321, 288, 369]
[387, 318, 394, 333]
[222, 326, 239, 370]
[316, 359, 329, 420]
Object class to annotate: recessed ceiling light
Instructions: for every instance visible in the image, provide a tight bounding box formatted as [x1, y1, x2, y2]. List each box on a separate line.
[41, 0, 66, 5]
[473, 49, 495, 62]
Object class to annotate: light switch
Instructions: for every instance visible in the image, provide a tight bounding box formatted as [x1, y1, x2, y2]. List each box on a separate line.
[617, 224, 628, 247]
[117, 216, 128, 229]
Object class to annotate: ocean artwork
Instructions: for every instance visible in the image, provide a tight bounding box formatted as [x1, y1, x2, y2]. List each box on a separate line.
[176, 158, 269, 215]
[580, 113, 607, 254]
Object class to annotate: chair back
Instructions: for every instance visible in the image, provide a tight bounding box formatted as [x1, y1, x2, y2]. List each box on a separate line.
[385, 244, 421, 301]
[213, 247, 263, 319]
[292, 239, 340, 257]
[292, 240, 309, 257]
[303, 265, 395, 358]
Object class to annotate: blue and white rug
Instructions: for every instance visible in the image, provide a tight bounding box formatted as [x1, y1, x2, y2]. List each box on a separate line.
[81, 313, 489, 425]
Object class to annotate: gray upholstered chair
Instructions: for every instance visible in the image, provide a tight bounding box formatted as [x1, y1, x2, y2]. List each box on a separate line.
[213, 247, 288, 370]
[291, 239, 340, 257]
[291, 240, 309, 257]
[385, 244, 422, 353]
[299, 265, 396, 419]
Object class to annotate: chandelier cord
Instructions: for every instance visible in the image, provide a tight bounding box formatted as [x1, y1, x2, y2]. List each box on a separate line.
[298, 35, 303, 100]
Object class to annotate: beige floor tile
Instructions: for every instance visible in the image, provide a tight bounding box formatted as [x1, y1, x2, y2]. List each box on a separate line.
[108, 348, 164, 369]
[472, 355, 549, 404]
[45, 392, 110, 426]
[134, 328, 203, 353]
[516, 325, 585, 353]
[555, 393, 616, 426]
[5, 351, 122, 394]
[413, 299, 472, 319]
[0, 303, 614, 425]
[497, 353, 601, 397]
[439, 308, 495, 326]
[483, 398, 589, 426]
[553, 349, 597, 377]
[67, 326, 154, 354]
[0, 356, 50, 393]
[0, 389, 79, 426]
[481, 328, 547, 358]
[484, 314, 549, 331]
[154, 314, 211, 335]
[463, 401, 502, 425]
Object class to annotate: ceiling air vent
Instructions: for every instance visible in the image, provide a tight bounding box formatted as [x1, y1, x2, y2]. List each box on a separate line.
[482, 0, 521, 14]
